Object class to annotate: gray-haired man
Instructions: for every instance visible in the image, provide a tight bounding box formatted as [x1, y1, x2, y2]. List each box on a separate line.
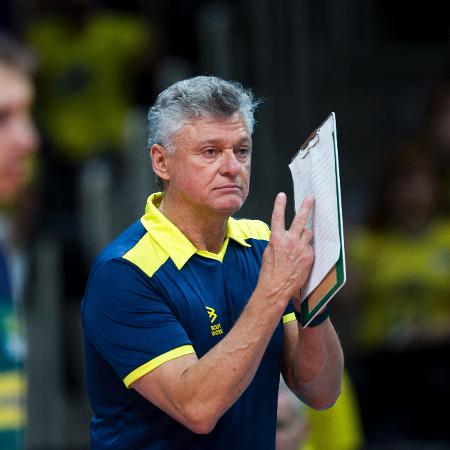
[82, 76, 343, 450]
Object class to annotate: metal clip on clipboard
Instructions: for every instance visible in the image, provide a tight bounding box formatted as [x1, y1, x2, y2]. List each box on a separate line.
[296, 130, 320, 159]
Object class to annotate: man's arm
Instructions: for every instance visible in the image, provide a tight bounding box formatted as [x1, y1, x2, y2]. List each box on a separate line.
[133, 193, 326, 433]
[275, 192, 343, 409]
[132, 293, 286, 434]
[281, 317, 344, 410]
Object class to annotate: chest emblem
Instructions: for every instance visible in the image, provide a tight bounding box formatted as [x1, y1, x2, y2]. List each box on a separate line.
[205, 306, 223, 336]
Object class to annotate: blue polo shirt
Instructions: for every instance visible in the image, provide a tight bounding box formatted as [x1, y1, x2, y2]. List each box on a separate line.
[82, 192, 295, 450]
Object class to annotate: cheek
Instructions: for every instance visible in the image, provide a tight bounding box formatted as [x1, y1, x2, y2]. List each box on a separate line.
[242, 165, 251, 189]
[175, 166, 210, 193]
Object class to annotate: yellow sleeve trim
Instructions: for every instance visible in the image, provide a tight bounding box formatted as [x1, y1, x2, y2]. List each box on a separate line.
[282, 312, 296, 324]
[123, 345, 196, 388]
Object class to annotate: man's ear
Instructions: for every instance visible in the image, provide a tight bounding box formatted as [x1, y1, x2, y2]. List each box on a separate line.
[150, 144, 171, 182]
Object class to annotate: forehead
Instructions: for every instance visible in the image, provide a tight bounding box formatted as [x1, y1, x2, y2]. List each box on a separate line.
[174, 114, 251, 147]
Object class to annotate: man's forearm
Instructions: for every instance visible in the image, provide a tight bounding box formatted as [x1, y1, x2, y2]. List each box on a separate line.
[284, 319, 343, 410]
[175, 290, 287, 429]
[134, 287, 288, 433]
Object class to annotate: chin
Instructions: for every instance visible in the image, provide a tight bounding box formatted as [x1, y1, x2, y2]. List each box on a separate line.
[214, 200, 244, 215]
[207, 190, 248, 215]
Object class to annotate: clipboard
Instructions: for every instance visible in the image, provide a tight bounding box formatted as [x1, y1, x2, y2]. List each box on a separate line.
[288, 112, 346, 327]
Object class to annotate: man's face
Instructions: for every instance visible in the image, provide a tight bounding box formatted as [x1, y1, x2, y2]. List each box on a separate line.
[163, 114, 252, 216]
[0, 65, 38, 203]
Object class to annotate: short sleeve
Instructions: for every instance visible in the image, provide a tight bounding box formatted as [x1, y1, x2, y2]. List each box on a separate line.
[82, 259, 195, 387]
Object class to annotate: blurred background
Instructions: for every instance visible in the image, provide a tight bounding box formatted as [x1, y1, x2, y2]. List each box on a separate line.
[0, 0, 448, 449]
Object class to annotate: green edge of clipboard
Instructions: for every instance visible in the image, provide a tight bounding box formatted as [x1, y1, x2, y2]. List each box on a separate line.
[300, 253, 345, 326]
[300, 130, 346, 326]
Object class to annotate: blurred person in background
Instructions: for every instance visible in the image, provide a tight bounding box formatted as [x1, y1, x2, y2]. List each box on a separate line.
[414, 78, 450, 214]
[276, 371, 363, 450]
[0, 31, 39, 450]
[82, 75, 343, 449]
[276, 380, 309, 450]
[25, 0, 156, 299]
[302, 369, 364, 450]
[345, 144, 450, 446]
[25, 0, 158, 398]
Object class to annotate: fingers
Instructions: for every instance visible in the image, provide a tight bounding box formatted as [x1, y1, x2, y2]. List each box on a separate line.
[290, 195, 314, 235]
[271, 193, 314, 239]
[270, 192, 286, 234]
[300, 227, 313, 245]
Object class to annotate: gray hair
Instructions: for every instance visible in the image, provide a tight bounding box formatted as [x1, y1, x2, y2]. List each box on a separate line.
[147, 75, 261, 151]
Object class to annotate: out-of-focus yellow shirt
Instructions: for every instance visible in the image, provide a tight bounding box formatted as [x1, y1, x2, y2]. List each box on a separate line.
[350, 219, 450, 350]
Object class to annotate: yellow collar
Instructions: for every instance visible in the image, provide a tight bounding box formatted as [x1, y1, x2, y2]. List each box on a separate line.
[140, 192, 251, 269]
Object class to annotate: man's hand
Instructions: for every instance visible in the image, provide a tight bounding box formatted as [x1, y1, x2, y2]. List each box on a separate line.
[255, 193, 314, 306]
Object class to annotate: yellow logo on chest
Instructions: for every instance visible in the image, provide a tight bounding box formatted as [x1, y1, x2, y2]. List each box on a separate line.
[205, 306, 223, 336]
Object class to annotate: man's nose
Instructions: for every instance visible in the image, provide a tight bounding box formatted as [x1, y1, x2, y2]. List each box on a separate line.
[220, 151, 240, 176]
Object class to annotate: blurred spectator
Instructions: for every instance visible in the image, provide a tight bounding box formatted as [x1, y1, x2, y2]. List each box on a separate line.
[277, 370, 363, 450]
[303, 369, 364, 450]
[28, 0, 154, 164]
[415, 78, 450, 214]
[351, 146, 450, 351]
[276, 380, 309, 450]
[346, 144, 450, 445]
[25, 0, 156, 298]
[0, 31, 39, 449]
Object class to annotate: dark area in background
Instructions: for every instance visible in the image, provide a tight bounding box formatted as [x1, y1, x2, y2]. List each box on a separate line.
[1, 0, 448, 449]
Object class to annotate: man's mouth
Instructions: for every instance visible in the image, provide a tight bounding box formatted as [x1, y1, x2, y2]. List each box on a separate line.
[214, 184, 241, 191]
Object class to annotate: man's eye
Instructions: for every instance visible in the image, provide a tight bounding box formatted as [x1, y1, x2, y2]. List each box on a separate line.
[237, 148, 250, 157]
[203, 148, 217, 157]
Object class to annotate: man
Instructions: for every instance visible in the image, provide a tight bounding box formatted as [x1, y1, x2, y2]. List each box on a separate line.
[0, 32, 38, 449]
[82, 76, 344, 449]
